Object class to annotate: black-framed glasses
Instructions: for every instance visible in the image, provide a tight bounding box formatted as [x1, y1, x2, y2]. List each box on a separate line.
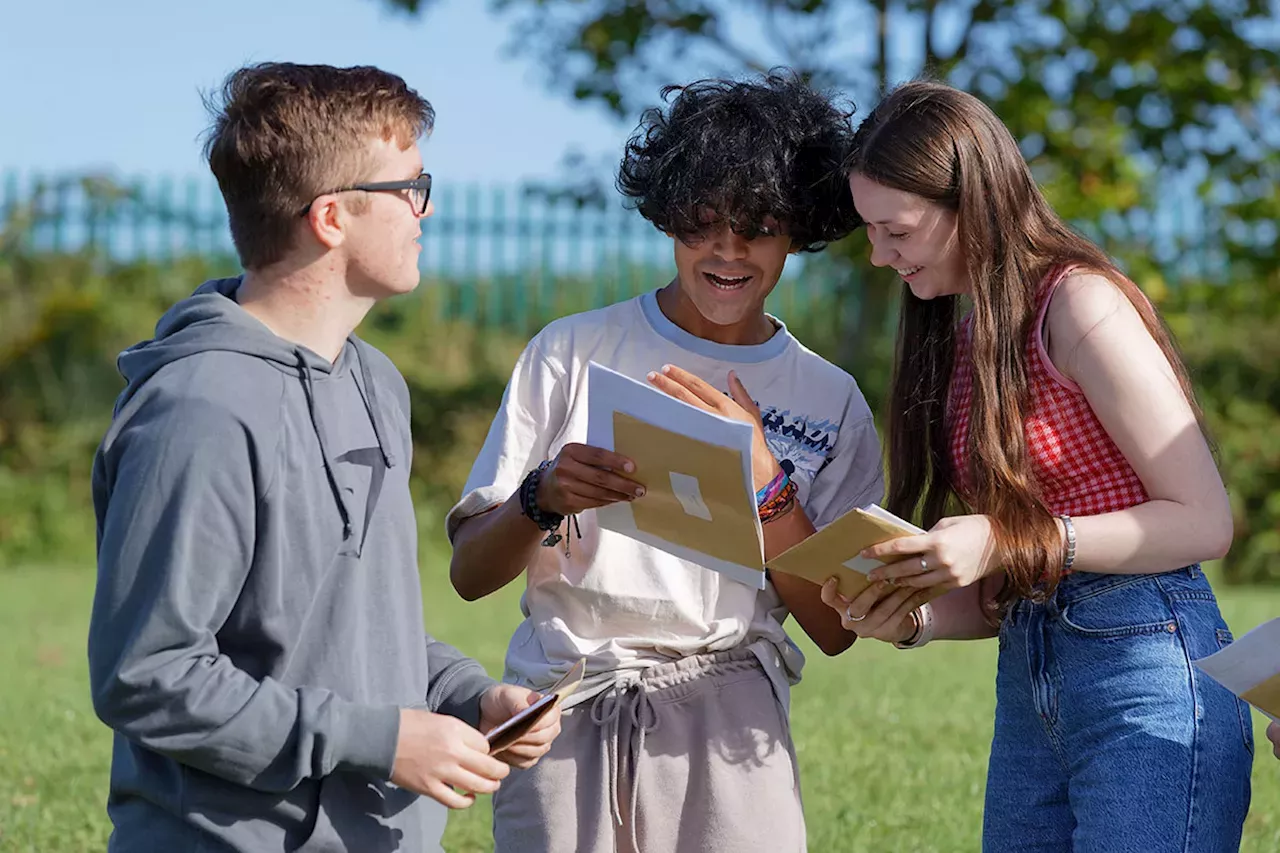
[299, 172, 432, 217]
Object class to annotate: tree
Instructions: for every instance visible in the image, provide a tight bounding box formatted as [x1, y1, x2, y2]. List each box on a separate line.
[383, 1, 1277, 363]
[385, 1, 1275, 233]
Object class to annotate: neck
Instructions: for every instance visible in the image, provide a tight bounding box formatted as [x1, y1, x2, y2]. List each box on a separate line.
[656, 280, 775, 346]
[236, 257, 375, 363]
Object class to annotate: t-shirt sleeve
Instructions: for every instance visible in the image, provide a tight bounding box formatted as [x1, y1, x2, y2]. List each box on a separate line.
[445, 338, 569, 541]
[803, 395, 885, 529]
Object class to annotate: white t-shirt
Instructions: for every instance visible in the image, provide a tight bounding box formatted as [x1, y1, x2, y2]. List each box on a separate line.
[446, 290, 884, 711]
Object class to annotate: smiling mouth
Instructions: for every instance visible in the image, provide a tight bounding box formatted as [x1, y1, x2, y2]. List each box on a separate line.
[704, 272, 752, 290]
[896, 265, 923, 278]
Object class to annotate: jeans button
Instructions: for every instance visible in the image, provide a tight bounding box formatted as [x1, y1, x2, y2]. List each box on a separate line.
[1166, 622, 1178, 633]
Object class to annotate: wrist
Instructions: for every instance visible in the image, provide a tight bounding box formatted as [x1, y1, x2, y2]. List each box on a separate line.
[894, 603, 936, 649]
[1058, 514, 1076, 573]
[897, 611, 922, 645]
[520, 462, 563, 531]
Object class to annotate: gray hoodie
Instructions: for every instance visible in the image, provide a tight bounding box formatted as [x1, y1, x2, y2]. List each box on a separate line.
[88, 277, 496, 852]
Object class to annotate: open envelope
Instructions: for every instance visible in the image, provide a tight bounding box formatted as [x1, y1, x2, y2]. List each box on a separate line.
[587, 363, 766, 589]
[585, 361, 924, 593]
[765, 504, 926, 599]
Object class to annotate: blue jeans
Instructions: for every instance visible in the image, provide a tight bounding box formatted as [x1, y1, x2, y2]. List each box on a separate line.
[983, 566, 1253, 852]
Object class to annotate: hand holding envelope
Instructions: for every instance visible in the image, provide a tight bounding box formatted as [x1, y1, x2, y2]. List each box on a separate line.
[483, 658, 586, 759]
[586, 361, 930, 596]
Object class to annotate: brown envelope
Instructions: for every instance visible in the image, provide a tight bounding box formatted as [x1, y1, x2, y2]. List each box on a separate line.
[1242, 674, 1280, 718]
[614, 411, 764, 577]
[766, 508, 920, 599]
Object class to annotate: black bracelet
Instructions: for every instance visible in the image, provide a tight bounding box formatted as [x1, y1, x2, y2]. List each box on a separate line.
[519, 461, 565, 545]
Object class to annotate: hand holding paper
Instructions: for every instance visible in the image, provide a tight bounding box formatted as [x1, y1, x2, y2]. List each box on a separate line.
[819, 577, 925, 643]
[482, 658, 585, 761]
[479, 684, 563, 768]
[537, 443, 645, 516]
[646, 364, 781, 491]
[863, 514, 1003, 592]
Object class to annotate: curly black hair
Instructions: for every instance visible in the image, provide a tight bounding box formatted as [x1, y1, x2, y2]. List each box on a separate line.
[617, 71, 862, 252]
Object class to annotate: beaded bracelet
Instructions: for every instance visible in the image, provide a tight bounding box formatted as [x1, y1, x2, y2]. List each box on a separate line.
[519, 461, 565, 546]
[755, 469, 790, 507]
[758, 478, 798, 524]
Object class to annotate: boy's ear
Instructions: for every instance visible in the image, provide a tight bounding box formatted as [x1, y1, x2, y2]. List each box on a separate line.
[305, 197, 347, 251]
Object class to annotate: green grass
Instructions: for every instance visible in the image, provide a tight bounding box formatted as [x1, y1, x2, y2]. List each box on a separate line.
[2, 544, 1278, 852]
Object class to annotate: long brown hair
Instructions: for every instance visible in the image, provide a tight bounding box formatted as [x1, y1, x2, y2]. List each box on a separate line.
[846, 81, 1201, 601]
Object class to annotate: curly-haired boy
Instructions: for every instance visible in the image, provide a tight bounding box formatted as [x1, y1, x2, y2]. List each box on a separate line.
[446, 72, 883, 852]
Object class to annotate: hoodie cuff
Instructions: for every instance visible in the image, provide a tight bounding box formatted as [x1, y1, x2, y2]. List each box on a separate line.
[334, 703, 401, 780]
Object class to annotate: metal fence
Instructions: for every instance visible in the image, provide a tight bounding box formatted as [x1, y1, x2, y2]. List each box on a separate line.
[0, 169, 1231, 334]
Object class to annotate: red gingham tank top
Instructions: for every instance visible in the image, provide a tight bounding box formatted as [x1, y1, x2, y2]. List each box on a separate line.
[947, 265, 1149, 516]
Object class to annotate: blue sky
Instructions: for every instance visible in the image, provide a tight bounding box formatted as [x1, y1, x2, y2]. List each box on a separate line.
[0, 0, 634, 184]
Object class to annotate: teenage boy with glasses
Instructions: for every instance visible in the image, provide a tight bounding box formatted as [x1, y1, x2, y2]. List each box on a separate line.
[87, 62, 559, 853]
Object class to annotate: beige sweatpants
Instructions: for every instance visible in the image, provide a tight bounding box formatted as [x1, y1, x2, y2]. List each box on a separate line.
[491, 648, 806, 853]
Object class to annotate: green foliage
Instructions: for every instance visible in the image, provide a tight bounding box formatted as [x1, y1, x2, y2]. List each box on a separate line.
[1157, 270, 1280, 584]
[384, 0, 1278, 276]
[1, 249, 1276, 583]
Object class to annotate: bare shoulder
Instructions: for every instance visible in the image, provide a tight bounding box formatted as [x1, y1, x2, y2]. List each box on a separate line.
[1045, 271, 1145, 349]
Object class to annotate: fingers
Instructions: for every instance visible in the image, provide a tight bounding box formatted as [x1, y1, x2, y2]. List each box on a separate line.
[557, 456, 645, 500]
[560, 443, 635, 476]
[869, 554, 950, 589]
[841, 586, 915, 638]
[862, 533, 932, 565]
[457, 743, 511, 785]
[646, 369, 711, 410]
[426, 780, 476, 810]
[820, 578, 847, 608]
[653, 364, 725, 408]
[496, 716, 560, 768]
[442, 765, 506, 797]
[726, 370, 760, 417]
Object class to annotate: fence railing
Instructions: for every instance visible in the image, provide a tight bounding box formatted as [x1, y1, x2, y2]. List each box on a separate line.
[0, 169, 1231, 336]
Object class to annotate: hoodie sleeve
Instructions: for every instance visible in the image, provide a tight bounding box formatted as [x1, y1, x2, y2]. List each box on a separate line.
[89, 392, 401, 792]
[420, 637, 496, 728]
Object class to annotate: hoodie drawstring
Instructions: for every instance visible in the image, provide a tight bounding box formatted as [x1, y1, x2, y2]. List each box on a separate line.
[295, 349, 353, 541]
[351, 339, 397, 469]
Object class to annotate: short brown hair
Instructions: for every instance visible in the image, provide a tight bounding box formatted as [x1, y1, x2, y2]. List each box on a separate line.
[203, 62, 434, 270]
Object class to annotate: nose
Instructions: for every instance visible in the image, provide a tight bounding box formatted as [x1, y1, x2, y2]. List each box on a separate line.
[710, 223, 749, 262]
[867, 229, 896, 268]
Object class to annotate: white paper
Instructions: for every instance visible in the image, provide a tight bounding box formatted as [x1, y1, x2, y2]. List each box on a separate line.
[1192, 616, 1280, 723]
[669, 471, 713, 521]
[859, 504, 928, 535]
[585, 361, 765, 588]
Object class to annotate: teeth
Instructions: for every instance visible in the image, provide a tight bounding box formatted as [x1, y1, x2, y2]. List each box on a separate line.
[707, 272, 750, 289]
[895, 265, 923, 277]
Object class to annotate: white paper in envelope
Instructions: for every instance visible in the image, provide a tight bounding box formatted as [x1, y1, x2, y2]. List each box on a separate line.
[584, 362, 765, 589]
